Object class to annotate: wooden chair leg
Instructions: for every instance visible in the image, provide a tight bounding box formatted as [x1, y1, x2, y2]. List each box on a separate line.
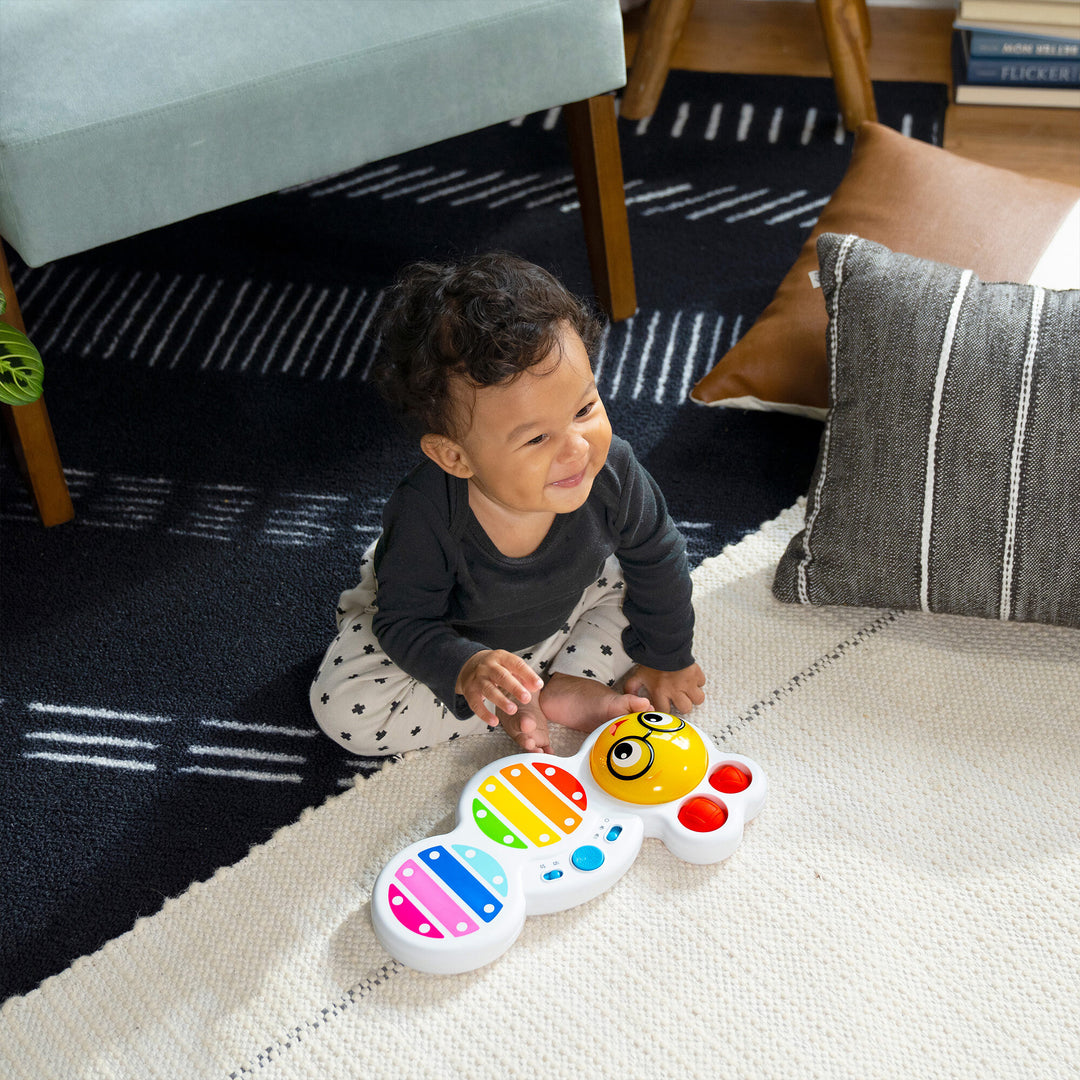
[621, 0, 696, 121]
[855, 0, 872, 52]
[0, 245, 75, 527]
[815, 0, 877, 130]
[563, 95, 638, 323]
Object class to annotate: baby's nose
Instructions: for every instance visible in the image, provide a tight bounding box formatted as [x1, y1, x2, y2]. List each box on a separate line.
[558, 431, 589, 460]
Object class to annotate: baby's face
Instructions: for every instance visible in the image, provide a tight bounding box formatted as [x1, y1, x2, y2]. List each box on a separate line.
[455, 326, 612, 519]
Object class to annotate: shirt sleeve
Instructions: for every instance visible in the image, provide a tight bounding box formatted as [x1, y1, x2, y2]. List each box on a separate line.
[608, 439, 696, 671]
[371, 479, 485, 718]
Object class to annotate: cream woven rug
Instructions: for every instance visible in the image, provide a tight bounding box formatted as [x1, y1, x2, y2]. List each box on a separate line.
[3, 503, 1078, 1080]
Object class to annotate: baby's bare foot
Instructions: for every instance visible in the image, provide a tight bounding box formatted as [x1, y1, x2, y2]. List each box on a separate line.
[539, 673, 651, 734]
[498, 698, 552, 753]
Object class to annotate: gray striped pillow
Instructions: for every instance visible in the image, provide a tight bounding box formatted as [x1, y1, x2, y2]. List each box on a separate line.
[773, 233, 1080, 629]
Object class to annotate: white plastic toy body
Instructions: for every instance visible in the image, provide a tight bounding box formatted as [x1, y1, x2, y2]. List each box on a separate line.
[370, 711, 766, 974]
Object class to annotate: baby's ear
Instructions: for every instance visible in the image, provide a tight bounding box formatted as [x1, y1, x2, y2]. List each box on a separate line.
[420, 433, 473, 478]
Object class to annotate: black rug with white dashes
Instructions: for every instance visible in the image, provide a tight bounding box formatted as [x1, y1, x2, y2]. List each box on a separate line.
[0, 71, 947, 1000]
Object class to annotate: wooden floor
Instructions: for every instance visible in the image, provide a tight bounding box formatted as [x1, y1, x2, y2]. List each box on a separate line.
[624, 0, 1080, 187]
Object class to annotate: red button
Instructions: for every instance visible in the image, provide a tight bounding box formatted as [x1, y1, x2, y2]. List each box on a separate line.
[710, 764, 750, 794]
[677, 796, 728, 832]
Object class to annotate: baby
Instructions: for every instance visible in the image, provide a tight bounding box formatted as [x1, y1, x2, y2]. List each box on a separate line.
[310, 252, 705, 755]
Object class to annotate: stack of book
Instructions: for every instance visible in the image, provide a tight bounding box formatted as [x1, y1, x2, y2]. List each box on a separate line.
[953, 0, 1080, 106]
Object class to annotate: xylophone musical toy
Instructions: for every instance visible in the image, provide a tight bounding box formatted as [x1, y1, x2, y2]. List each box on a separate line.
[371, 711, 766, 974]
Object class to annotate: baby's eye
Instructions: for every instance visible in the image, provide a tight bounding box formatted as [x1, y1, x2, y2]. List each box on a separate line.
[524, 433, 547, 446]
[575, 401, 596, 419]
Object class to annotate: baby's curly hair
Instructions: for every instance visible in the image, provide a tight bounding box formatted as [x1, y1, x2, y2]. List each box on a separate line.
[375, 252, 604, 437]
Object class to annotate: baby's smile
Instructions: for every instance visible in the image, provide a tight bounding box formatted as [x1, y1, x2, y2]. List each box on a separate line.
[550, 468, 587, 489]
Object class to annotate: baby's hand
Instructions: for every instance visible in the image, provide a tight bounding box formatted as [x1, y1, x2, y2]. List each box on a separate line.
[456, 650, 545, 727]
[621, 662, 706, 716]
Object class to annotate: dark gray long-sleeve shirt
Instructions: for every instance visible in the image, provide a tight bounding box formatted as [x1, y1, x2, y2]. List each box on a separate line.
[372, 435, 694, 718]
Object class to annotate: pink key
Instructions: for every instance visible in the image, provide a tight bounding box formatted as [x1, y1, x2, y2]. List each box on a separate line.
[386, 883, 445, 938]
[395, 859, 478, 937]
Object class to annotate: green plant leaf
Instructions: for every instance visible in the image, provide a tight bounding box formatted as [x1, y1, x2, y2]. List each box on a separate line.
[0, 321, 44, 405]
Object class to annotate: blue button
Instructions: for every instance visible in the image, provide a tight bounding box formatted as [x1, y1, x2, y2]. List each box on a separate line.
[605, 825, 623, 842]
[542, 869, 563, 881]
[571, 845, 605, 872]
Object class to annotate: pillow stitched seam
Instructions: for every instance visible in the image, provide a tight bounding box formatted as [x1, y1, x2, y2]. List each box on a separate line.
[798, 233, 857, 604]
[1000, 286, 1046, 621]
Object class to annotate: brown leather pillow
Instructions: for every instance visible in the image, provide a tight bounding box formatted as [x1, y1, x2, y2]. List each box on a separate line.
[691, 121, 1080, 418]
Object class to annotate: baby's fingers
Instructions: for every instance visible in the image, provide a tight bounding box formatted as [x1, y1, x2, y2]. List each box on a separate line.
[459, 651, 543, 726]
[471, 682, 525, 725]
[665, 684, 702, 714]
[501, 655, 544, 700]
[465, 692, 500, 727]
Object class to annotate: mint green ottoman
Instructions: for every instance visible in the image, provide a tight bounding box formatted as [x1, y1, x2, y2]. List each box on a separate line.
[0, 0, 635, 524]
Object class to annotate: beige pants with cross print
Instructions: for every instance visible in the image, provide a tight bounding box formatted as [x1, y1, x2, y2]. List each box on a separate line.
[310, 546, 633, 756]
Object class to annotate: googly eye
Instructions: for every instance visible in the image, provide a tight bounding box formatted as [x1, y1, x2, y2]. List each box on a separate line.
[640, 711, 683, 731]
[607, 737, 653, 780]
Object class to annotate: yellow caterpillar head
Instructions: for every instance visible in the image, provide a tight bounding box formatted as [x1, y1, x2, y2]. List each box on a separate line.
[589, 711, 708, 805]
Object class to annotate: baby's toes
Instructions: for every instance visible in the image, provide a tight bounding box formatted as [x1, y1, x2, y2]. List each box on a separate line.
[514, 729, 542, 753]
